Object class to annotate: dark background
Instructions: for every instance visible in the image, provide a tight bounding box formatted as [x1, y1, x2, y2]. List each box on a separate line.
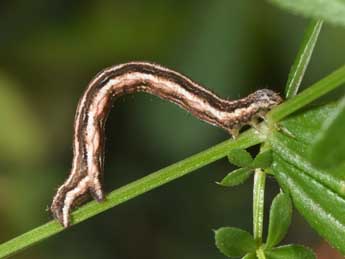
[0, 1, 344, 258]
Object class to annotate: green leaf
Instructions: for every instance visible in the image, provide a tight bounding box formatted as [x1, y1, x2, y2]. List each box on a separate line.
[265, 244, 315, 259]
[272, 154, 345, 254]
[271, 104, 345, 198]
[215, 227, 256, 258]
[268, 65, 345, 122]
[219, 168, 253, 187]
[285, 20, 323, 99]
[267, 0, 345, 27]
[265, 192, 292, 249]
[310, 96, 345, 169]
[251, 150, 273, 169]
[269, 103, 345, 254]
[227, 149, 253, 167]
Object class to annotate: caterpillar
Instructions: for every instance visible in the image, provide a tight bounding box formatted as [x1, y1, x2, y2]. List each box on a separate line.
[51, 62, 282, 227]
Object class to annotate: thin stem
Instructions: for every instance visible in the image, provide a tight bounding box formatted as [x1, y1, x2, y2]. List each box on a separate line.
[253, 168, 266, 246]
[2, 63, 344, 258]
[285, 20, 323, 99]
[268, 64, 345, 122]
[256, 246, 267, 259]
[0, 129, 264, 259]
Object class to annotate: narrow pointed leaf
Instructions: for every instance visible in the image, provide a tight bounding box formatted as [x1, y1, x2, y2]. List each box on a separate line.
[219, 168, 253, 187]
[272, 155, 345, 254]
[251, 150, 273, 169]
[268, 65, 345, 122]
[267, 0, 345, 27]
[269, 103, 345, 254]
[285, 20, 322, 99]
[227, 149, 253, 168]
[265, 244, 315, 259]
[272, 104, 345, 198]
[266, 192, 292, 249]
[310, 96, 345, 169]
[215, 227, 256, 258]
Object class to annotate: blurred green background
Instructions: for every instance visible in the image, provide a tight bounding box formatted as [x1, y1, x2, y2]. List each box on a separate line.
[0, 1, 344, 258]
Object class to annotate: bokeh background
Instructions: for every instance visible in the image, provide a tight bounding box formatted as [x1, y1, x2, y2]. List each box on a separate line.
[1, 1, 345, 258]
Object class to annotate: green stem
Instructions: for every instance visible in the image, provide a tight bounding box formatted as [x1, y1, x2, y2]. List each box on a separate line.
[285, 20, 323, 99]
[256, 246, 267, 259]
[2, 61, 344, 258]
[268, 64, 345, 122]
[0, 129, 263, 259]
[253, 168, 266, 246]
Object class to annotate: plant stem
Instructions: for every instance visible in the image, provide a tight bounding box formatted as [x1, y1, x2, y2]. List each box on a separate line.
[2, 62, 344, 258]
[256, 246, 267, 259]
[285, 20, 323, 99]
[0, 129, 264, 259]
[253, 168, 266, 246]
[268, 64, 345, 122]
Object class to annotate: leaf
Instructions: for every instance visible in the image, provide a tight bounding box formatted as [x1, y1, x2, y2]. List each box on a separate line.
[219, 168, 253, 187]
[284, 20, 323, 99]
[251, 150, 273, 169]
[272, 105, 345, 198]
[309, 96, 345, 169]
[269, 103, 345, 254]
[227, 149, 253, 168]
[215, 227, 256, 258]
[267, 0, 345, 27]
[268, 65, 345, 122]
[272, 155, 345, 254]
[265, 192, 292, 249]
[265, 244, 315, 259]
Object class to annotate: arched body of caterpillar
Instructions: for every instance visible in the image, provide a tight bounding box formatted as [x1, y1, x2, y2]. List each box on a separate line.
[51, 62, 283, 227]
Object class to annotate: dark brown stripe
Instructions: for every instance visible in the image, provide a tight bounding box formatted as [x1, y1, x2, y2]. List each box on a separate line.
[51, 61, 283, 227]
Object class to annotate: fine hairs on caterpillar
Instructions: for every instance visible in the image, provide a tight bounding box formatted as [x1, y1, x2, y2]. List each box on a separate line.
[51, 61, 283, 227]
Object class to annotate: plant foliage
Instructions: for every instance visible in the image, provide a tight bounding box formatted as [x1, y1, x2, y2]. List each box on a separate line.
[0, 3, 344, 259]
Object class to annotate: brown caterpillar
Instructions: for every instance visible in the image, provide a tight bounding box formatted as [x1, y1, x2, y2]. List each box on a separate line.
[51, 62, 283, 227]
